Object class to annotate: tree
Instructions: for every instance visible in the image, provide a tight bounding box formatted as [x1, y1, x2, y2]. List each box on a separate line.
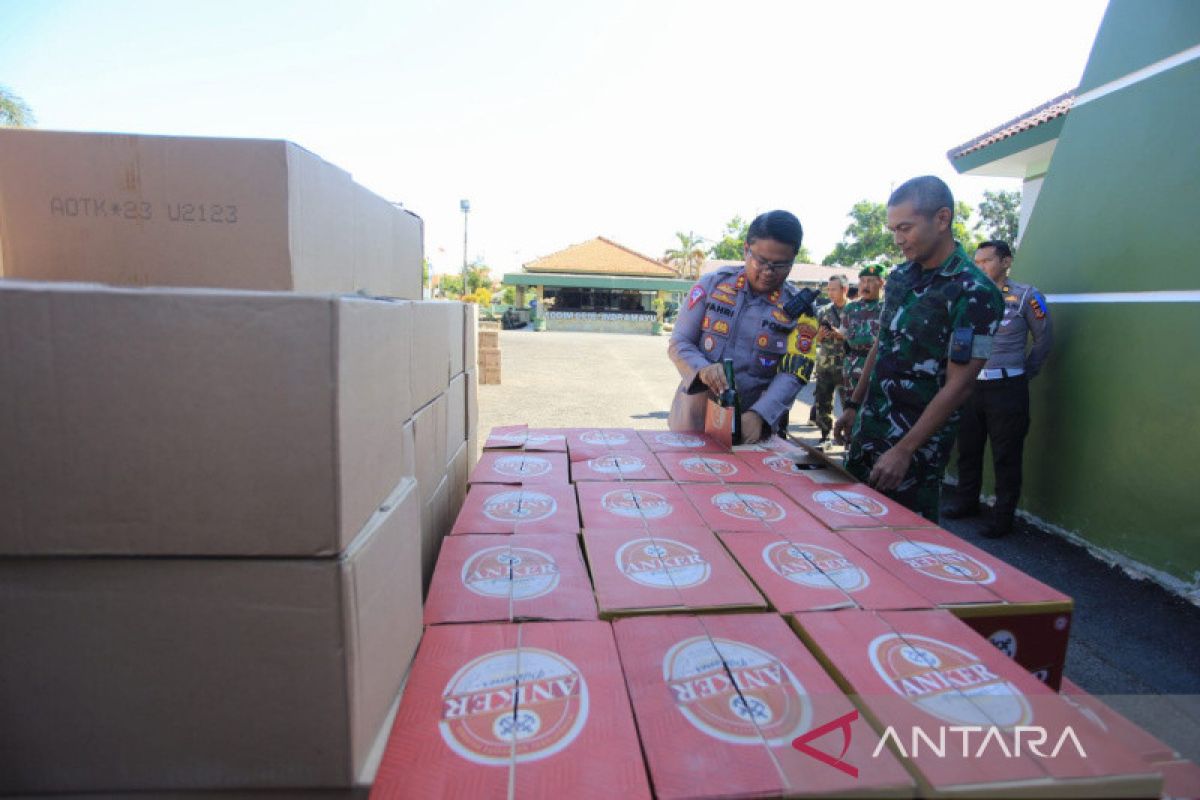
[466, 261, 492, 294]
[952, 201, 984, 253]
[708, 214, 811, 263]
[0, 85, 34, 127]
[663, 231, 706, 280]
[439, 274, 463, 297]
[501, 285, 516, 306]
[422, 258, 431, 292]
[975, 189, 1021, 245]
[822, 200, 900, 267]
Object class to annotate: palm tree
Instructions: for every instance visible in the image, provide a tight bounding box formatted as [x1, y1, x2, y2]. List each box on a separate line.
[0, 86, 34, 127]
[663, 231, 706, 281]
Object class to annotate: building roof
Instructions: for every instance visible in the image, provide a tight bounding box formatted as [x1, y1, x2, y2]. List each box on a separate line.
[523, 236, 679, 278]
[947, 90, 1075, 161]
[701, 260, 859, 286]
[502, 272, 693, 292]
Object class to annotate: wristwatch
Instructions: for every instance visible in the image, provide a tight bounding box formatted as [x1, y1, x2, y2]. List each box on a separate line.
[844, 399, 861, 411]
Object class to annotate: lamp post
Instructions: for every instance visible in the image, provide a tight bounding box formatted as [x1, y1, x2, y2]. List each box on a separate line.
[460, 199, 470, 298]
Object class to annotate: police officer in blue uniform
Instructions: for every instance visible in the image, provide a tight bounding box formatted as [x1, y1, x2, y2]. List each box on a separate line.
[944, 240, 1054, 537]
[668, 210, 806, 443]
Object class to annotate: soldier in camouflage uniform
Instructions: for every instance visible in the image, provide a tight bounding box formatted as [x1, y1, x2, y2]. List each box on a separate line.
[811, 275, 850, 446]
[834, 177, 1004, 521]
[840, 263, 886, 398]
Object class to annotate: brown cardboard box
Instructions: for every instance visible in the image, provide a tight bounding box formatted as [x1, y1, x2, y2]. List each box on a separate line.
[481, 365, 502, 385]
[478, 329, 500, 350]
[412, 394, 448, 505]
[0, 282, 411, 557]
[0, 129, 422, 298]
[411, 302, 459, 410]
[464, 304, 479, 373]
[465, 368, 479, 471]
[479, 348, 502, 369]
[422, 473, 453, 592]
[446, 373, 467, 464]
[0, 479, 423, 795]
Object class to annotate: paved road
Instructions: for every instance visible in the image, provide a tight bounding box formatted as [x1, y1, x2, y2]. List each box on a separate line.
[477, 328, 1200, 762]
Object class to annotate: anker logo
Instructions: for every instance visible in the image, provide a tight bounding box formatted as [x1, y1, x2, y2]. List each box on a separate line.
[712, 491, 787, 522]
[888, 540, 996, 585]
[600, 489, 673, 520]
[492, 455, 553, 478]
[763, 542, 871, 592]
[461, 546, 560, 600]
[482, 491, 558, 522]
[616, 538, 710, 588]
[811, 490, 888, 517]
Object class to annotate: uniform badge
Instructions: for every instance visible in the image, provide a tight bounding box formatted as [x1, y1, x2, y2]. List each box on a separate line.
[771, 309, 790, 324]
[717, 283, 736, 294]
[702, 335, 716, 352]
[711, 291, 736, 306]
[702, 315, 711, 330]
[757, 355, 779, 368]
[1029, 295, 1047, 319]
[688, 284, 706, 310]
[712, 320, 730, 335]
[756, 333, 769, 348]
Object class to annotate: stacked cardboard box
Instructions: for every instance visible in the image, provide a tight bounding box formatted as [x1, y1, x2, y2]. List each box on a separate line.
[0, 132, 476, 796]
[478, 326, 501, 384]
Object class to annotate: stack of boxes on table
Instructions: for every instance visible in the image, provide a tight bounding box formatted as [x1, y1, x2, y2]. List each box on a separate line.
[478, 322, 502, 385]
[0, 129, 477, 796]
[374, 424, 1200, 799]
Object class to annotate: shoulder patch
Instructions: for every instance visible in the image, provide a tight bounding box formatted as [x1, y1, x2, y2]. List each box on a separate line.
[688, 284, 706, 310]
[1029, 295, 1047, 319]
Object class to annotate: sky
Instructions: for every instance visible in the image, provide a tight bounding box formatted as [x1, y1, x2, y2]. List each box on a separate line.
[0, 0, 1109, 276]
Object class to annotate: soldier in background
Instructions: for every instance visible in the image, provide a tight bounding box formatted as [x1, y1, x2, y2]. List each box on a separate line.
[811, 275, 850, 448]
[944, 240, 1054, 537]
[833, 176, 1004, 521]
[840, 263, 886, 400]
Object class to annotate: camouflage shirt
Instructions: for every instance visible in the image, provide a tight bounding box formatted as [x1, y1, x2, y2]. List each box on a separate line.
[840, 297, 883, 394]
[814, 301, 848, 371]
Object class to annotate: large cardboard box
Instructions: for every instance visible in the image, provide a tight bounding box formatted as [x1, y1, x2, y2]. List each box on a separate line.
[0, 129, 421, 297]
[445, 373, 467, 462]
[613, 613, 914, 799]
[484, 425, 568, 452]
[468, 451, 571, 485]
[449, 483, 580, 535]
[718, 529, 930, 613]
[576, 481, 708, 531]
[421, 473, 453, 592]
[412, 394, 448, 506]
[411, 302, 460, 410]
[779, 482, 937, 530]
[655, 451, 762, 483]
[371, 621, 651, 799]
[424, 534, 598, 625]
[0, 282, 411, 557]
[679, 483, 825, 534]
[735, 449, 850, 486]
[582, 528, 765, 617]
[0, 479, 423, 795]
[790, 609, 1161, 798]
[841, 527, 1074, 688]
[568, 448, 671, 482]
[637, 430, 727, 453]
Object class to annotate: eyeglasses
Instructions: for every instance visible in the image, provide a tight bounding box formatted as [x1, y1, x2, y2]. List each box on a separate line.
[745, 250, 795, 273]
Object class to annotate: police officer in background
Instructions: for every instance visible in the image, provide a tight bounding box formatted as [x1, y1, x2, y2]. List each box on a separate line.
[669, 210, 808, 443]
[944, 240, 1054, 537]
[833, 176, 1004, 521]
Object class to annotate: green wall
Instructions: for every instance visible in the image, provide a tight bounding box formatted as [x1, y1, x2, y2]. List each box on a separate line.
[1006, 0, 1200, 587]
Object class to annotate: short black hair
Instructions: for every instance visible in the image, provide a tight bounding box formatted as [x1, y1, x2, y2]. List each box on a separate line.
[887, 175, 954, 219]
[746, 210, 803, 255]
[977, 240, 1013, 260]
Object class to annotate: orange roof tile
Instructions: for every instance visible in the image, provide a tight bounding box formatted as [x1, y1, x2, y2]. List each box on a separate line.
[947, 90, 1075, 160]
[523, 237, 680, 278]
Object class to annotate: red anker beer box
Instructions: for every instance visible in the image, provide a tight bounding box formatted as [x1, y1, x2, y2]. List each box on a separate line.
[718, 529, 930, 613]
[637, 429, 728, 453]
[841, 527, 1074, 689]
[1058, 678, 1179, 764]
[1160, 759, 1200, 800]
[564, 427, 651, 453]
[424, 534, 598, 625]
[613, 613, 914, 799]
[371, 621, 650, 799]
[468, 451, 570, 485]
[568, 448, 671, 482]
[735, 449, 852, 487]
[790, 609, 1161, 798]
[575, 481, 707, 532]
[679, 483, 823, 534]
[656, 451, 762, 484]
[449, 483, 579, 535]
[483, 424, 568, 452]
[582, 527, 765, 617]
[780, 482, 937, 530]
